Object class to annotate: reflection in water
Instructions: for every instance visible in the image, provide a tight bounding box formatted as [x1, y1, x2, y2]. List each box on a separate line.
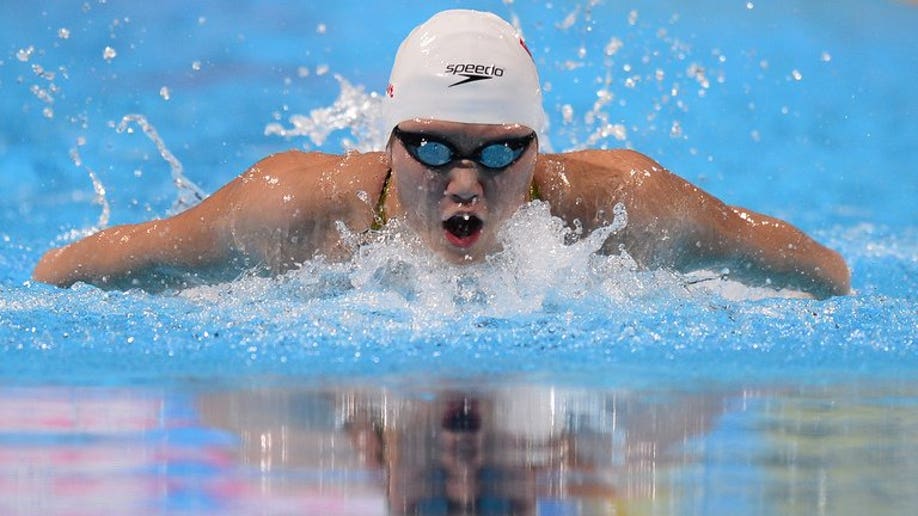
[200, 385, 723, 514]
[0, 382, 914, 515]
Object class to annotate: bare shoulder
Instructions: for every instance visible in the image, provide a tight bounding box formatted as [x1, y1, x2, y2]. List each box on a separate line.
[538, 148, 660, 170]
[533, 149, 679, 205]
[32, 149, 392, 288]
[533, 149, 679, 229]
[532, 147, 732, 267]
[250, 149, 389, 177]
[533, 148, 850, 297]
[235, 149, 389, 198]
[212, 149, 390, 265]
[219, 150, 390, 223]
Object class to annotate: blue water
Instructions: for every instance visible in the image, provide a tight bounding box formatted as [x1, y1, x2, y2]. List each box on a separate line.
[1, 1, 916, 514]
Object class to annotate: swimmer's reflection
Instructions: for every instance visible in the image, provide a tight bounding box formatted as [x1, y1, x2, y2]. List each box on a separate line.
[198, 384, 723, 515]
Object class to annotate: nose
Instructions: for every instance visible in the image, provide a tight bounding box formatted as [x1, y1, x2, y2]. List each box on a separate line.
[444, 166, 483, 205]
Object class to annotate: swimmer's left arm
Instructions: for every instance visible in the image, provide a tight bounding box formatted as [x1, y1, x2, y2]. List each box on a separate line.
[614, 156, 851, 298]
[708, 205, 851, 298]
[535, 149, 850, 298]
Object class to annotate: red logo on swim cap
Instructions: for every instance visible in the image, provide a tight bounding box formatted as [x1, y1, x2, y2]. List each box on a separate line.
[519, 37, 533, 60]
[386, 83, 395, 98]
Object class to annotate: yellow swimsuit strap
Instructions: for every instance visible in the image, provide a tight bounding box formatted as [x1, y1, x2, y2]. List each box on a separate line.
[371, 170, 392, 231]
[529, 180, 542, 202]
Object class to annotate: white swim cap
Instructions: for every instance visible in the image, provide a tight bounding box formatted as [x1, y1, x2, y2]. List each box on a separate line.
[383, 10, 545, 135]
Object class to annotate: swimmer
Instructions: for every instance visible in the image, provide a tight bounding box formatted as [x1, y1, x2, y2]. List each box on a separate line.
[32, 10, 850, 299]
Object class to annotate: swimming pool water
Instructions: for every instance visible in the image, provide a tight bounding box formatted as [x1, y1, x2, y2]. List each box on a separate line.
[1, 1, 916, 514]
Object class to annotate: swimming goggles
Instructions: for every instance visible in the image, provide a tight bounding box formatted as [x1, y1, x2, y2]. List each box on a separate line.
[393, 127, 535, 171]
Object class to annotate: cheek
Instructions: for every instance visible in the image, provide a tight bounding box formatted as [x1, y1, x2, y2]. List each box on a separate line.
[491, 168, 534, 204]
[394, 171, 442, 230]
[392, 156, 428, 203]
[398, 174, 439, 208]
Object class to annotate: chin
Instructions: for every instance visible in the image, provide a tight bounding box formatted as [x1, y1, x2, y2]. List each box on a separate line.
[439, 249, 486, 264]
[434, 236, 494, 264]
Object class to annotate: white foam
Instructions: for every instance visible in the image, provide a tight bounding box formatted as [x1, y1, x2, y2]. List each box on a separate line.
[116, 114, 206, 214]
[263, 75, 387, 152]
[178, 196, 810, 338]
[271, 202, 672, 318]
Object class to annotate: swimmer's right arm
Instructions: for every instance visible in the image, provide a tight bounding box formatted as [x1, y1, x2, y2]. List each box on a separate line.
[33, 150, 390, 290]
[32, 205, 225, 289]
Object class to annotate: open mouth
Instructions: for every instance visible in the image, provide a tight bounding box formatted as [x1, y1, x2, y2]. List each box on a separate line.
[443, 213, 484, 248]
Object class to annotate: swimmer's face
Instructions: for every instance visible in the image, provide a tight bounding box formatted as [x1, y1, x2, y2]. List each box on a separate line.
[388, 120, 538, 263]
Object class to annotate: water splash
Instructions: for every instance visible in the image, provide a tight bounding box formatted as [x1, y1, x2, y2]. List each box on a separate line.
[264, 75, 386, 152]
[116, 114, 206, 214]
[544, 5, 730, 154]
[175, 193, 816, 348]
[57, 140, 110, 241]
[178, 201, 691, 328]
[24, 54, 58, 119]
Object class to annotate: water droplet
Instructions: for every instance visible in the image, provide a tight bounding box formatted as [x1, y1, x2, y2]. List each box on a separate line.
[561, 104, 574, 124]
[16, 46, 34, 62]
[670, 121, 683, 138]
[627, 9, 639, 25]
[557, 8, 579, 30]
[604, 37, 623, 57]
